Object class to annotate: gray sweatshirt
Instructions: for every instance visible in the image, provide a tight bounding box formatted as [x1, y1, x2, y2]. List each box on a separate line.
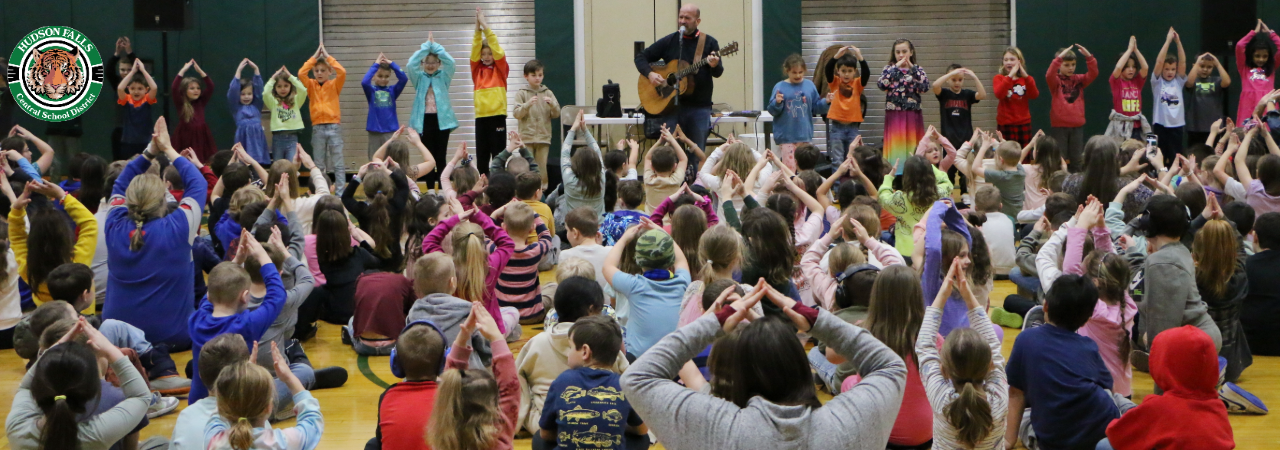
[407, 293, 492, 368]
[248, 209, 314, 371]
[621, 311, 907, 450]
[6, 357, 150, 450]
[1140, 242, 1222, 351]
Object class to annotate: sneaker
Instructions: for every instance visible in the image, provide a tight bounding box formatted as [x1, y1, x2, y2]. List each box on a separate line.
[1022, 306, 1045, 330]
[150, 375, 191, 397]
[312, 366, 348, 390]
[1219, 356, 1228, 386]
[270, 402, 297, 423]
[961, 194, 973, 207]
[285, 339, 310, 367]
[147, 395, 179, 419]
[1220, 382, 1269, 414]
[340, 326, 352, 345]
[989, 307, 1023, 329]
[1131, 349, 1150, 373]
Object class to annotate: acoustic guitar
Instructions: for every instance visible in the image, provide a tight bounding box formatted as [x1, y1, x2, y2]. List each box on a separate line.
[637, 41, 739, 114]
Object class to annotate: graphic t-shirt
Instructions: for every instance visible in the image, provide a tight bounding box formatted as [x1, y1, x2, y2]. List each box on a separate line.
[1152, 75, 1188, 127]
[1186, 76, 1225, 132]
[541, 367, 643, 450]
[1109, 74, 1146, 117]
[936, 88, 979, 145]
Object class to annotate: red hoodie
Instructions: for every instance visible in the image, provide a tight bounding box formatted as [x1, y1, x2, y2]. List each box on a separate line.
[1105, 325, 1234, 450]
[1046, 56, 1099, 128]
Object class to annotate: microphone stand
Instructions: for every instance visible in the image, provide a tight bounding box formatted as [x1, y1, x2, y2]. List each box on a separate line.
[676, 25, 684, 108]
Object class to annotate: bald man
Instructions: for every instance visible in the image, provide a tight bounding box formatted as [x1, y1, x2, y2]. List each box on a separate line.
[634, 3, 723, 153]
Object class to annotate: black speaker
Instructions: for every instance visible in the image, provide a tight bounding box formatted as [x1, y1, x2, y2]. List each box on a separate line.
[134, 0, 192, 31]
[1201, 0, 1255, 55]
[635, 41, 645, 57]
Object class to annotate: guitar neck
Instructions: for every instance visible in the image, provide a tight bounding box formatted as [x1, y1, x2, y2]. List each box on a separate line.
[676, 60, 709, 78]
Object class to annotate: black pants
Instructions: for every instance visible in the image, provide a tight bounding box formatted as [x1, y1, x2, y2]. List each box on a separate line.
[294, 284, 354, 339]
[139, 344, 179, 379]
[886, 439, 933, 450]
[1152, 123, 1185, 166]
[420, 114, 453, 188]
[474, 115, 508, 175]
[0, 326, 14, 350]
[1003, 294, 1037, 317]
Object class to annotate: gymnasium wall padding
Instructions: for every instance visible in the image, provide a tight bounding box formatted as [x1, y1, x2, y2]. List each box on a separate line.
[0, 0, 319, 162]
[763, 0, 803, 105]
[536, 0, 575, 188]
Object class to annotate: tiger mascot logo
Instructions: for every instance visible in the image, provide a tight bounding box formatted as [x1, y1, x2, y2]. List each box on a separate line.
[24, 47, 83, 100]
[6, 26, 102, 122]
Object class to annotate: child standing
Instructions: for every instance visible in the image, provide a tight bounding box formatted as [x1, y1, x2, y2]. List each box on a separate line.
[514, 59, 561, 189]
[1107, 36, 1151, 140]
[472, 7, 510, 174]
[1185, 53, 1231, 146]
[115, 59, 158, 160]
[1047, 44, 1099, 171]
[768, 54, 829, 171]
[173, 59, 217, 161]
[824, 46, 871, 167]
[1235, 20, 1280, 122]
[361, 53, 408, 160]
[1153, 27, 1189, 163]
[878, 39, 930, 169]
[264, 66, 308, 162]
[228, 58, 269, 164]
[408, 32, 457, 188]
[300, 43, 348, 194]
[932, 64, 986, 156]
[539, 315, 649, 450]
[993, 47, 1039, 146]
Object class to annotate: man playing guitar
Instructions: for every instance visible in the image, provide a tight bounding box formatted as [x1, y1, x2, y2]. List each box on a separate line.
[634, 4, 723, 151]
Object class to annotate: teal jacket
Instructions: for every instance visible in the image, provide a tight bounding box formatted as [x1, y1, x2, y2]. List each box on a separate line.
[407, 40, 458, 132]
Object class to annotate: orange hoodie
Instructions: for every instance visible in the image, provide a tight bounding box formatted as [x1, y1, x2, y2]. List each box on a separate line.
[471, 28, 509, 118]
[1105, 325, 1234, 449]
[299, 56, 346, 125]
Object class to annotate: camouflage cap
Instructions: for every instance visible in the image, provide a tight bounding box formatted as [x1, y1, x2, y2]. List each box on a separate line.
[634, 229, 675, 269]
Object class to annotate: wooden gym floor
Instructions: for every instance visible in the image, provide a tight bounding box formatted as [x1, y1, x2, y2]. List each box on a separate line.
[1, 275, 1279, 449]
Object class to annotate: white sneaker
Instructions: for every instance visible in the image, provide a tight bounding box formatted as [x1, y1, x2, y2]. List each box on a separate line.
[147, 395, 179, 419]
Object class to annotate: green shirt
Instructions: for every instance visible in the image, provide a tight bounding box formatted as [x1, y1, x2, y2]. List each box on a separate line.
[263, 75, 309, 132]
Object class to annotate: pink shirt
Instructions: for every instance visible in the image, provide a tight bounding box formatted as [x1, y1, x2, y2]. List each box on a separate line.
[1063, 227, 1137, 396]
[1236, 31, 1280, 121]
[1022, 165, 1047, 210]
[1109, 74, 1146, 117]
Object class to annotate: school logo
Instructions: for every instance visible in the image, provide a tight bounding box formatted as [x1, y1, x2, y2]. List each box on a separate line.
[5, 26, 103, 122]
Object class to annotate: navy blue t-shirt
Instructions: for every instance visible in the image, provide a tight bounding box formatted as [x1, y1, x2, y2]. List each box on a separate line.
[1007, 324, 1119, 450]
[540, 367, 643, 450]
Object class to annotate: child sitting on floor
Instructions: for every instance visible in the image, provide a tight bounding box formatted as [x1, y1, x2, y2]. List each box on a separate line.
[539, 315, 649, 450]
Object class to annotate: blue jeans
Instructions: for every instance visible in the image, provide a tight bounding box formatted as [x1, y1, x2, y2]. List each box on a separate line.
[272, 131, 298, 161]
[100, 319, 153, 355]
[827, 121, 861, 165]
[311, 124, 346, 193]
[658, 105, 713, 151]
[808, 347, 840, 393]
[1009, 267, 1041, 296]
[273, 362, 315, 415]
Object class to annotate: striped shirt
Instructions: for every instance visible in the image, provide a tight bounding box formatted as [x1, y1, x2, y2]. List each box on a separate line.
[493, 219, 552, 318]
[917, 306, 1008, 450]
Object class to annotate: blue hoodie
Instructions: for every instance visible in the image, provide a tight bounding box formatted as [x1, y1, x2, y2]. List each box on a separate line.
[766, 79, 828, 145]
[362, 62, 409, 133]
[187, 263, 286, 404]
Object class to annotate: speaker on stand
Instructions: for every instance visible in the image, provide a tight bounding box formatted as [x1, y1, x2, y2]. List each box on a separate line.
[134, 0, 192, 121]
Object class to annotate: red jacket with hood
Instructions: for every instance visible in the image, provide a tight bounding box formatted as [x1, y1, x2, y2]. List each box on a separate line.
[1105, 325, 1234, 449]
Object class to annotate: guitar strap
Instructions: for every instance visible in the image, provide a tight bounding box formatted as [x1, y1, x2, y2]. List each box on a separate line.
[693, 32, 707, 74]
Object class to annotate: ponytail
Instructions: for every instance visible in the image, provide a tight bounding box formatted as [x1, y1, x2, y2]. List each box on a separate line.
[940, 327, 994, 448]
[30, 342, 101, 450]
[946, 380, 994, 448]
[214, 362, 274, 450]
[451, 222, 489, 303]
[124, 174, 166, 251]
[362, 172, 396, 260]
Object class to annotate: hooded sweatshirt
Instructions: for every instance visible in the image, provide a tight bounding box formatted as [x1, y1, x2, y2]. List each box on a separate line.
[513, 85, 561, 145]
[1104, 325, 1234, 450]
[406, 293, 492, 368]
[513, 321, 630, 434]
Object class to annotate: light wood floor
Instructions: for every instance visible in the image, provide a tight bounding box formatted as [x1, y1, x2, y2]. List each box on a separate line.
[2, 277, 1279, 449]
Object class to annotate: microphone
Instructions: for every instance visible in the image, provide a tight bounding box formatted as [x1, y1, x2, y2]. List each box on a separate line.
[679, 25, 686, 35]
